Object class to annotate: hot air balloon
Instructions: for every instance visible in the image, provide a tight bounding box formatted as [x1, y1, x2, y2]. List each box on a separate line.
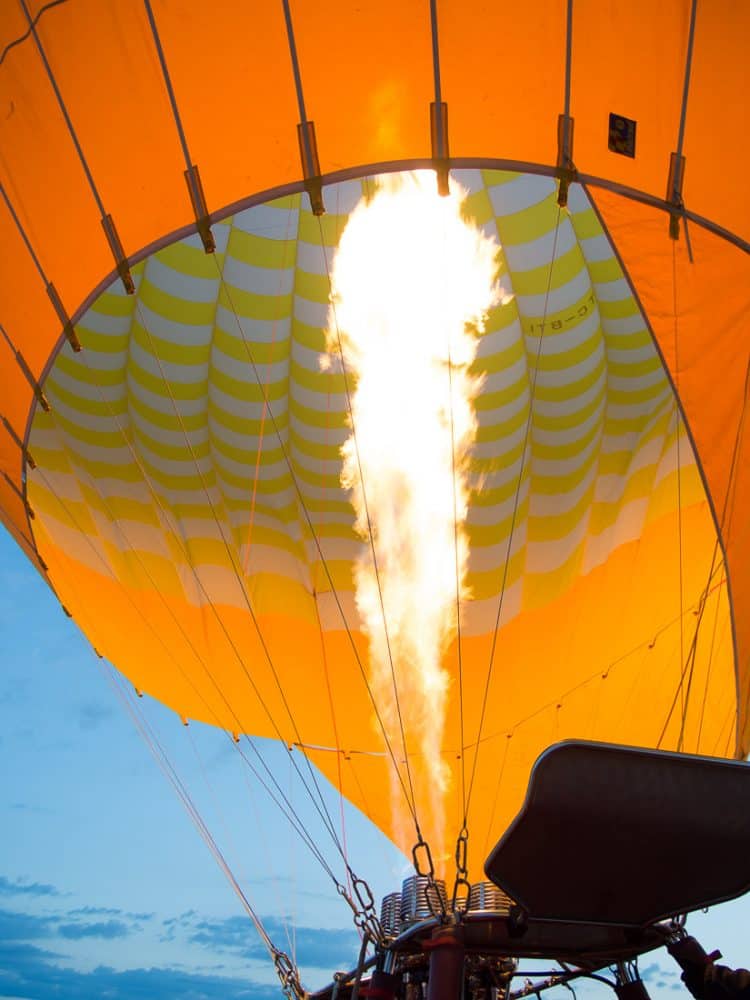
[1, 1, 749, 997]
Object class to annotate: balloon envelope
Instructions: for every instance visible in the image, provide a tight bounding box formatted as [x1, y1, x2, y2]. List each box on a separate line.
[0, 2, 748, 880]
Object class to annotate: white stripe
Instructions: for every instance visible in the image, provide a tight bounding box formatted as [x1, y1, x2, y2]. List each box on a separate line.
[221, 255, 295, 297]
[503, 219, 578, 274]
[532, 395, 606, 447]
[530, 460, 598, 517]
[515, 266, 591, 317]
[532, 341, 604, 389]
[488, 174, 556, 216]
[594, 277, 632, 303]
[78, 308, 133, 337]
[601, 314, 649, 336]
[210, 344, 289, 385]
[608, 366, 667, 393]
[530, 429, 600, 478]
[135, 303, 214, 347]
[582, 497, 649, 573]
[578, 233, 615, 263]
[215, 306, 292, 344]
[232, 202, 300, 238]
[523, 308, 601, 356]
[146, 256, 220, 303]
[294, 294, 329, 329]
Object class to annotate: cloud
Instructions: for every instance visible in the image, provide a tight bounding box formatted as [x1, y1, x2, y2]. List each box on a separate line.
[0, 909, 57, 941]
[0, 901, 141, 944]
[0, 875, 60, 897]
[0, 937, 280, 1000]
[57, 919, 132, 940]
[0, 905, 279, 999]
[0, 940, 64, 964]
[641, 962, 678, 983]
[188, 913, 359, 971]
[68, 905, 154, 921]
[77, 701, 115, 731]
[3, 893, 356, 993]
[8, 801, 53, 814]
[161, 909, 199, 942]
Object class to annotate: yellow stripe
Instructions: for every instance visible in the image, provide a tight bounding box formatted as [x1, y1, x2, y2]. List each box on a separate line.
[494, 192, 559, 245]
[158, 240, 226, 279]
[510, 245, 586, 297]
[212, 325, 291, 365]
[139, 279, 218, 327]
[224, 228, 298, 268]
[132, 322, 211, 366]
[217, 283, 292, 323]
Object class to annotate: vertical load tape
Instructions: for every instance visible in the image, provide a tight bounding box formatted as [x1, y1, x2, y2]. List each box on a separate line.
[667, 152, 686, 241]
[430, 101, 450, 197]
[297, 120, 325, 216]
[46, 283, 81, 352]
[1, 415, 35, 469]
[557, 113, 576, 208]
[184, 164, 216, 253]
[3, 471, 34, 520]
[14, 350, 50, 412]
[101, 214, 135, 294]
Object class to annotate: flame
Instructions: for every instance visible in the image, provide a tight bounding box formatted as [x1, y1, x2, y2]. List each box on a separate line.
[326, 171, 501, 848]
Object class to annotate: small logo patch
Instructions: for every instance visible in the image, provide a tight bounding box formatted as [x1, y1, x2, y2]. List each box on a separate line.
[608, 113, 637, 158]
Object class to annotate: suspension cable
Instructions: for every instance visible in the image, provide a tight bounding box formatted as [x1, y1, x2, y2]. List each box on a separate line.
[672, 243, 687, 746]
[30, 435, 343, 888]
[130, 292, 350, 859]
[662, 244, 750, 753]
[104, 665, 304, 999]
[32, 310, 382, 936]
[56, 326, 350, 873]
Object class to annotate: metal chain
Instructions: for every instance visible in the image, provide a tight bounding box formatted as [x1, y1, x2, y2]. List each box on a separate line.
[338, 874, 385, 946]
[451, 825, 471, 914]
[412, 836, 448, 919]
[273, 949, 305, 1000]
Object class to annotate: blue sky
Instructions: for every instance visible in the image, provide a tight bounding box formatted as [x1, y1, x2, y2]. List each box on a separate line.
[1, 524, 749, 1000]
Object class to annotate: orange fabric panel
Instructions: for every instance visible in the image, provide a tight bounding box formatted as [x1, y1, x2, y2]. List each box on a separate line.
[290, 0, 433, 171]
[593, 188, 750, 752]
[0, 388, 34, 561]
[0, 409, 21, 481]
[440, 0, 565, 167]
[0, 9, 107, 320]
[728, 436, 750, 751]
[555, 0, 750, 240]
[143, 1, 300, 207]
[0, 1, 747, 346]
[30, 538, 377, 752]
[0, 477, 41, 578]
[0, 4, 25, 51]
[0, 477, 30, 543]
[571, 0, 687, 199]
[682, 0, 750, 239]
[0, 210, 55, 462]
[29, 0, 189, 258]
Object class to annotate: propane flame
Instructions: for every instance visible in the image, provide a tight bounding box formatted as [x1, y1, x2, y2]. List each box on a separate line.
[326, 172, 501, 845]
